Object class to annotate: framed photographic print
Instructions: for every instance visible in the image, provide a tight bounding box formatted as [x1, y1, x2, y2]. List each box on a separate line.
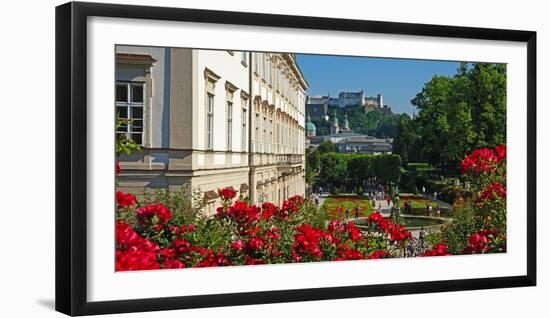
[55, 1, 536, 316]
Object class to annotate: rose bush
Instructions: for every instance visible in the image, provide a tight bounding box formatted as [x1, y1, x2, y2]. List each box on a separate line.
[115, 188, 413, 271]
[114, 142, 507, 270]
[430, 144, 507, 255]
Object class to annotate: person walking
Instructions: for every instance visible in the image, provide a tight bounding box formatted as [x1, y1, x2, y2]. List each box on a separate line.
[354, 205, 360, 219]
[345, 207, 350, 220]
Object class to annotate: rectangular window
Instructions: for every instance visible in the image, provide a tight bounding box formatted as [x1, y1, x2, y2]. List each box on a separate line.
[255, 114, 260, 151]
[267, 59, 272, 84]
[206, 93, 214, 150]
[242, 108, 247, 152]
[269, 120, 273, 153]
[116, 81, 145, 145]
[254, 53, 259, 74]
[227, 101, 233, 151]
[276, 123, 280, 153]
[262, 54, 266, 80]
[241, 52, 248, 65]
[263, 117, 268, 151]
[279, 70, 283, 92]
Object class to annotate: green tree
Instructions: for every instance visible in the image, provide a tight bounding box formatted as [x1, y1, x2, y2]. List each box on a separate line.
[392, 115, 417, 164]
[311, 104, 403, 138]
[305, 148, 321, 186]
[372, 154, 402, 185]
[396, 63, 506, 174]
[411, 76, 452, 168]
[447, 101, 475, 169]
[347, 155, 373, 189]
[306, 148, 320, 171]
[469, 64, 507, 148]
[319, 153, 348, 192]
[317, 140, 337, 154]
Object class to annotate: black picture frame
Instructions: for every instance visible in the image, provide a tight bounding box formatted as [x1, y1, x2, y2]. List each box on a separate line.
[55, 1, 537, 316]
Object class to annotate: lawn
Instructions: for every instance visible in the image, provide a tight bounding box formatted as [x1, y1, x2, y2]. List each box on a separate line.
[323, 195, 374, 220]
[399, 194, 452, 216]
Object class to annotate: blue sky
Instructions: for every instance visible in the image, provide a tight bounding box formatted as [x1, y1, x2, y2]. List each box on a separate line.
[296, 54, 461, 115]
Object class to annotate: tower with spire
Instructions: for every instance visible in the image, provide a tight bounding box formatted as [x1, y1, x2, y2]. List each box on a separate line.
[341, 113, 351, 132]
[330, 110, 339, 134]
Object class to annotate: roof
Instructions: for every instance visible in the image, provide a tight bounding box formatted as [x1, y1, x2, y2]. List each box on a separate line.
[116, 53, 157, 65]
[305, 121, 316, 132]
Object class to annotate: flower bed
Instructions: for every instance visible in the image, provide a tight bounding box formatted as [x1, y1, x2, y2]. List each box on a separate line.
[115, 191, 410, 271]
[323, 195, 373, 219]
[399, 195, 452, 216]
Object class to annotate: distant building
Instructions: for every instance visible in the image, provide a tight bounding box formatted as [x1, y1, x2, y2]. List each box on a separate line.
[335, 135, 393, 155]
[306, 90, 392, 118]
[305, 102, 328, 120]
[364, 93, 391, 115]
[308, 133, 392, 155]
[307, 111, 392, 155]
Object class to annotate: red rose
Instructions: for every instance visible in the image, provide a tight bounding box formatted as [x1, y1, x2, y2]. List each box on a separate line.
[368, 250, 390, 259]
[246, 237, 264, 250]
[480, 181, 506, 201]
[232, 240, 245, 251]
[421, 243, 451, 257]
[460, 147, 504, 175]
[116, 191, 137, 207]
[261, 202, 278, 221]
[346, 222, 362, 241]
[219, 187, 237, 200]
[163, 259, 186, 269]
[115, 221, 161, 271]
[495, 144, 506, 161]
[136, 203, 173, 224]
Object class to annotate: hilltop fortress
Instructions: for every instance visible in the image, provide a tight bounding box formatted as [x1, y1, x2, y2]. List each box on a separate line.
[305, 90, 392, 120]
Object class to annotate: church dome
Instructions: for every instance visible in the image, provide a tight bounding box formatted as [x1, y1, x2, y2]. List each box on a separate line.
[305, 114, 316, 134]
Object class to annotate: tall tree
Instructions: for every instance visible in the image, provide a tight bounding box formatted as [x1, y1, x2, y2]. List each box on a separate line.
[319, 153, 348, 191]
[447, 101, 475, 169]
[392, 115, 417, 164]
[317, 140, 337, 154]
[410, 76, 452, 167]
[396, 63, 506, 174]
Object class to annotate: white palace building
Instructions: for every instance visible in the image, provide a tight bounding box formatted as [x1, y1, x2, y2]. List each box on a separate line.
[115, 46, 308, 215]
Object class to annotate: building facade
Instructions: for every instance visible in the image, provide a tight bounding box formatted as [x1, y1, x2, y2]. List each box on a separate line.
[115, 46, 308, 215]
